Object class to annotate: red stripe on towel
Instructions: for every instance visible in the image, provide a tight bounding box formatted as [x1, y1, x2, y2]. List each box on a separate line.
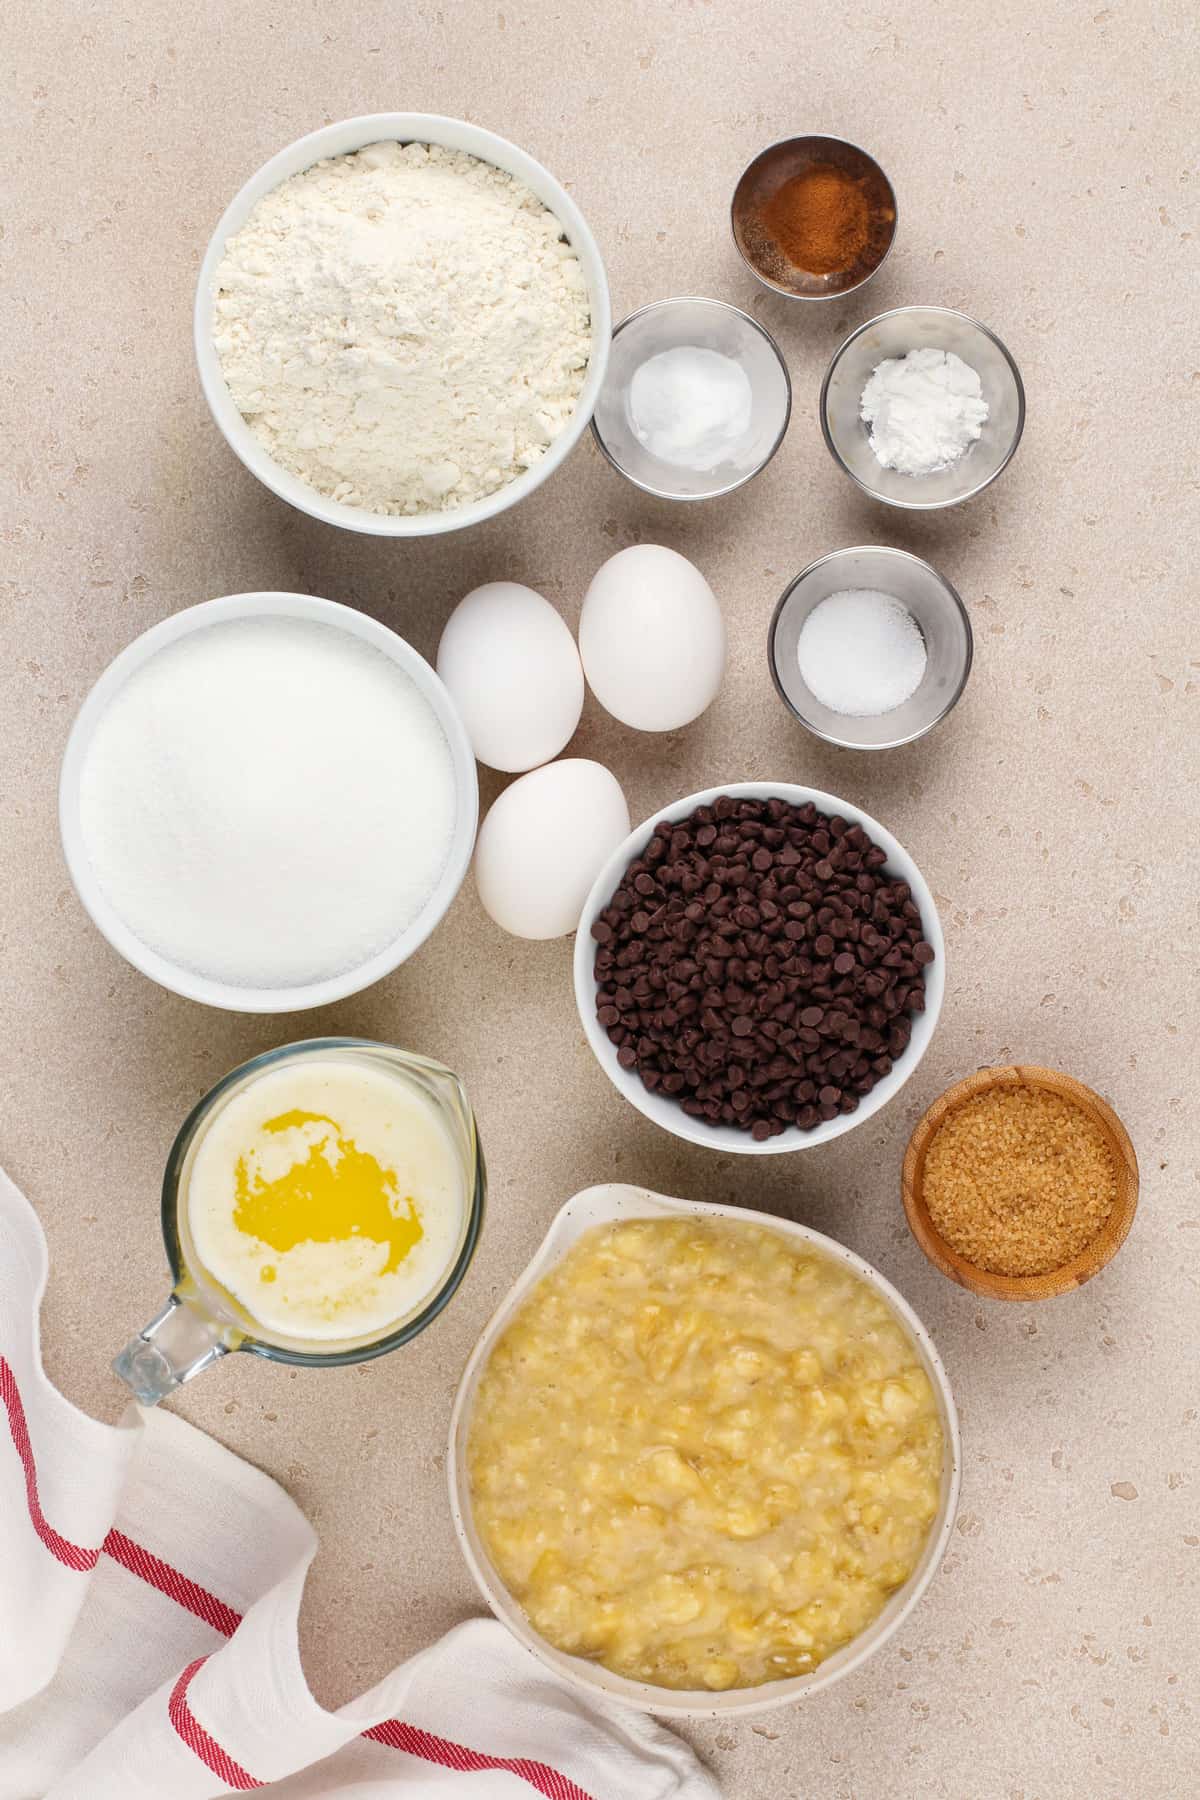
[1, 1354, 244, 1633]
[0, 1356, 101, 1571]
[365, 1718, 598, 1800]
[4, 1354, 596, 1800]
[102, 1527, 243, 1638]
[168, 1657, 264, 1791]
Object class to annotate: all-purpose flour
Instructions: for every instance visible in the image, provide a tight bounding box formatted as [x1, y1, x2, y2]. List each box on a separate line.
[213, 141, 591, 515]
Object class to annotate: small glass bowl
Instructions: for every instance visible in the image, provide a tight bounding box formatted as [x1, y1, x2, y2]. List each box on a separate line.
[769, 546, 973, 751]
[590, 296, 791, 501]
[820, 306, 1025, 509]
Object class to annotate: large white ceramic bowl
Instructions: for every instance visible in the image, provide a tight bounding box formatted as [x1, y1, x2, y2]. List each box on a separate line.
[194, 113, 612, 537]
[449, 1182, 962, 1719]
[573, 782, 944, 1153]
[59, 592, 479, 1013]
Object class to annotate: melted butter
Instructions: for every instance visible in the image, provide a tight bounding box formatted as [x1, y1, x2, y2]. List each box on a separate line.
[233, 1108, 424, 1278]
[185, 1056, 465, 1345]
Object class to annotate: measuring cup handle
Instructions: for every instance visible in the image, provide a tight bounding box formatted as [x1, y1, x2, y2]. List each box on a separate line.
[113, 1295, 229, 1405]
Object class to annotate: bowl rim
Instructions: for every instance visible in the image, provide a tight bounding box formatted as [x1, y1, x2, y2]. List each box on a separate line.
[58, 591, 479, 1013]
[193, 111, 612, 537]
[819, 304, 1026, 510]
[572, 780, 945, 1153]
[447, 1181, 962, 1718]
[901, 1063, 1140, 1300]
[730, 133, 899, 302]
[768, 544, 974, 750]
[589, 294, 792, 501]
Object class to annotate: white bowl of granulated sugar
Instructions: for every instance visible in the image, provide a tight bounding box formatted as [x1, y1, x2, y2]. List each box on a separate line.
[195, 114, 612, 536]
[59, 593, 479, 1012]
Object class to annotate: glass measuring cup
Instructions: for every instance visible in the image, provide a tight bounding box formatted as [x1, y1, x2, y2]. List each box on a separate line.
[114, 1038, 485, 1405]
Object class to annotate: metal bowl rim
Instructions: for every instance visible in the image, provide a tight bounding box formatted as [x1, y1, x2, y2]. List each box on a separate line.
[590, 295, 793, 501]
[767, 544, 974, 750]
[729, 133, 899, 303]
[818, 305, 1027, 510]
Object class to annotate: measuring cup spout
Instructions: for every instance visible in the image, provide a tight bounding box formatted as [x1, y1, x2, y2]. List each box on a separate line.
[113, 1294, 230, 1405]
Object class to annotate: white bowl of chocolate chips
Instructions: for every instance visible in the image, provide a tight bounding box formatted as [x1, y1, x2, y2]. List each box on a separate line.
[574, 782, 945, 1153]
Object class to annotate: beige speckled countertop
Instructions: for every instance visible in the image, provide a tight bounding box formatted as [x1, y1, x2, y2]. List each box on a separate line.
[3, 3, 1197, 1794]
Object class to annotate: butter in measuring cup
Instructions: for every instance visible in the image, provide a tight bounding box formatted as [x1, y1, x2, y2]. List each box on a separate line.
[185, 1057, 465, 1343]
[114, 1041, 482, 1406]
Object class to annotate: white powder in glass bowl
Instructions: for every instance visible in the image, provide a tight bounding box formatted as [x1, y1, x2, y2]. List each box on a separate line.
[860, 347, 988, 477]
[211, 141, 591, 517]
[79, 617, 457, 989]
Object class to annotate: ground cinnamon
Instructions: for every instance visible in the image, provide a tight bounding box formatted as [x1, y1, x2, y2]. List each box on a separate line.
[759, 163, 871, 275]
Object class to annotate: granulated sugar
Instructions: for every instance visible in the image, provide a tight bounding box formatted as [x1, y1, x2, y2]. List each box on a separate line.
[79, 617, 458, 988]
[797, 588, 927, 717]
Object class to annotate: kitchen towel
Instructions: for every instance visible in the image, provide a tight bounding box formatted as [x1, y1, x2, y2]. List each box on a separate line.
[0, 1166, 721, 1799]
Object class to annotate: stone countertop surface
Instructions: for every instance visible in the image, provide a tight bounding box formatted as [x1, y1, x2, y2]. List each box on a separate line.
[3, 3, 1197, 1795]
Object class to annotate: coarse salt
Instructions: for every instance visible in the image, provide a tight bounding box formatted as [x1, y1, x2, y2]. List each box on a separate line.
[79, 616, 458, 988]
[797, 588, 927, 717]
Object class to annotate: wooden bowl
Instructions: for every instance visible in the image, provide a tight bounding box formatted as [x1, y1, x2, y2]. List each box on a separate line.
[902, 1065, 1139, 1301]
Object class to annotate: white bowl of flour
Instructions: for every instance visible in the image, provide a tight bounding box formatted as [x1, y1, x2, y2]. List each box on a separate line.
[195, 115, 611, 535]
[59, 594, 479, 1012]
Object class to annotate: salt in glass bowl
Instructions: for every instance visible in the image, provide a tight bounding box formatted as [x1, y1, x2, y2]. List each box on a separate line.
[195, 113, 611, 537]
[59, 592, 479, 1013]
[769, 545, 973, 750]
[590, 297, 791, 501]
[573, 780, 944, 1153]
[820, 305, 1025, 509]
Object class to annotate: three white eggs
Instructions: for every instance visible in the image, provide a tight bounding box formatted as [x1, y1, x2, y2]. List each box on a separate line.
[436, 548, 725, 940]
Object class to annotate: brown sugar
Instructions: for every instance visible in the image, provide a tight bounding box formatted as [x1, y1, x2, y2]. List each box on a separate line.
[922, 1083, 1118, 1277]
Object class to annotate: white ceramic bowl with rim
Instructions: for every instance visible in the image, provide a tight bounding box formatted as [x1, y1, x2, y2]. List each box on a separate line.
[194, 113, 612, 536]
[59, 592, 479, 1012]
[448, 1181, 962, 1719]
[573, 781, 944, 1153]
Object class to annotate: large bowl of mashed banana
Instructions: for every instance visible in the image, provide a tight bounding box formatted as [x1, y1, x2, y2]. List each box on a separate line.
[448, 1184, 960, 1717]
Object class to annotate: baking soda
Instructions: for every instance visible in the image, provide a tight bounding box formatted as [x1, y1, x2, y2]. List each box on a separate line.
[79, 616, 457, 988]
[628, 346, 754, 471]
[797, 589, 927, 717]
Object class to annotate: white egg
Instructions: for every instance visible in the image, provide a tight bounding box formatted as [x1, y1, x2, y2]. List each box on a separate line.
[436, 581, 584, 773]
[578, 544, 725, 731]
[474, 760, 630, 940]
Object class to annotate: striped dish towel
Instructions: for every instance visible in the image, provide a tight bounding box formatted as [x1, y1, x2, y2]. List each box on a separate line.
[0, 1167, 721, 1800]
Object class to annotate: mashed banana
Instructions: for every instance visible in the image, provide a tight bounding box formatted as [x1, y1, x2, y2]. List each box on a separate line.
[467, 1216, 943, 1691]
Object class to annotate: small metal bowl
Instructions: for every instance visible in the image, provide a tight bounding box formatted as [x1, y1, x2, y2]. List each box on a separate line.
[769, 546, 972, 751]
[731, 135, 897, 301]
[590, 296, 791, 501]
[820, 306, 1025, 509]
